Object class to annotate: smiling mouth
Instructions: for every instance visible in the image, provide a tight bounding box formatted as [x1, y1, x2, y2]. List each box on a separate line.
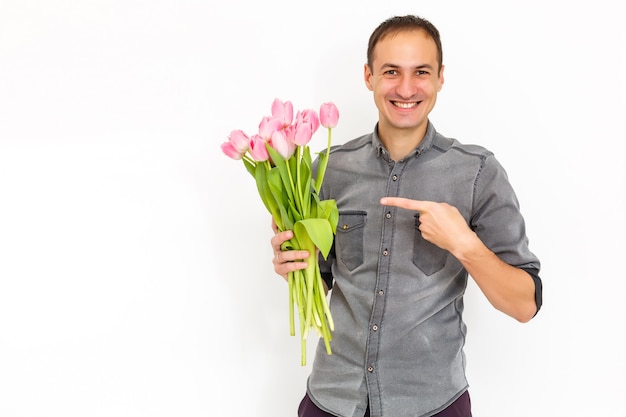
[391, 101, 419, 109]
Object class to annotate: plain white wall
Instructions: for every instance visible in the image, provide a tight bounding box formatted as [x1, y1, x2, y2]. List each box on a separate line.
[1, 1, 625, 416]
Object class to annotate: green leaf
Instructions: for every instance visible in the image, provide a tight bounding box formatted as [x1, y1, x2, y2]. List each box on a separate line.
[253, 164, 271, 212]
[314, 147, 329, 193]
[299, 147, 313, 216]
[294, 218, 334, 259]
[267, 168, 286, 207]
[267, 167, 298, 232]
[318, 199, 339, 234]
[265, 144, 295, 205]
[254, 164, 283, 229]
[289, 150, 298, 178]
[314, 128, 333, 194]
[243, 158, 256, 178]
[288, 200, 302, 222]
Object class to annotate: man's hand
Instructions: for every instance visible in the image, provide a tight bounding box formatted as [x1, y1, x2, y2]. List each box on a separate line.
[271, 219, 309, 282]
[380, 197, 479, 257]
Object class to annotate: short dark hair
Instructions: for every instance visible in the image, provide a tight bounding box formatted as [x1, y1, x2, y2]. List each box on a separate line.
[366, 15, 443, 75]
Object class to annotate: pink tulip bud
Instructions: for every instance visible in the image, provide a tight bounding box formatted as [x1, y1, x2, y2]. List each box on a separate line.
[298, 109, 320, 133]
[292, 109, 320, 146]
[249, 134, 269, 162]
[271, 98, 294, 127]
[293, 123, 314, 146]
[270, 130, 296, 159]
[259, 116, 283, 140]
[220, 141, 245, 160]
[284, 124, 296, 142]
[319, 102, 339, 128]
[228, 129, 250, 153]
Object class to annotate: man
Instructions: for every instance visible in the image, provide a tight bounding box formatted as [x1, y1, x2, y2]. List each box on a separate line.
[271, 15, 542, 417]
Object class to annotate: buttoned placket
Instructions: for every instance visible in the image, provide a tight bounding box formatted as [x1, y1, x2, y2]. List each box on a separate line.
[364, 159, 406, 414]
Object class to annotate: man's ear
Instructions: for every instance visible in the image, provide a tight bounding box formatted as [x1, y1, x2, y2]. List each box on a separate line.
[437, 64, 445, 92]
[364, 63, 374, 91]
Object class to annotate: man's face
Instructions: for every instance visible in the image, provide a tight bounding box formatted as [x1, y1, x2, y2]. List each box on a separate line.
[365, 29, 444, 139]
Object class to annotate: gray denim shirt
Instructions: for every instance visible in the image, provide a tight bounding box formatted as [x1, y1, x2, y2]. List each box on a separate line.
[308, 122, 541, 417]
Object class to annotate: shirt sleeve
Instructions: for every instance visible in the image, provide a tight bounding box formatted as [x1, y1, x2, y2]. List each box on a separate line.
[471, 154, 543, 314]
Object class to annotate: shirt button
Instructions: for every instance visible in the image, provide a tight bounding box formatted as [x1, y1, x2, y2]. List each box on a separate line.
[392, 174, 398, 181]
[378, 290, 384, 296]
[382, 249, 389, 256]
[367, 366, 374, 373]
[372, 324, 379, 331]
[385, 212, 392, 219]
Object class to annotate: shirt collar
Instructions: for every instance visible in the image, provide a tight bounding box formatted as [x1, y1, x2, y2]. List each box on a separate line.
[373, 121, 437, 162]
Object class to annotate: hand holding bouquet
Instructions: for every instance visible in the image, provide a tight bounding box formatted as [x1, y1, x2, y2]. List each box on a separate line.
[221, 98, 339, 365]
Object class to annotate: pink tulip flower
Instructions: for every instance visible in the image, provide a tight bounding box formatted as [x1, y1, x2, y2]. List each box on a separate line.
[258, 116, 284, 140]
[299, 109, 320, 132]
[319, 102, 339, 128]
[271, 98, 294, 127]
[228, 129, 250, 153]
[220, 141, 245, 160]
[249, 134, 269, 162]
[270, 129, 296, 159]
[293, 123, 314, 146]
[292, 109, 320, 146]
[284, 124, 296, 142]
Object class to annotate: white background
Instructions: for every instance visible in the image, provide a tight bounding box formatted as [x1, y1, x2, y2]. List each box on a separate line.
[1, 1, 625, 416]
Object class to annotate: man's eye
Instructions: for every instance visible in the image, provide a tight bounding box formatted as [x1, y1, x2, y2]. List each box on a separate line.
[384, 70, 398, 75]
[417, 70, 429, 76]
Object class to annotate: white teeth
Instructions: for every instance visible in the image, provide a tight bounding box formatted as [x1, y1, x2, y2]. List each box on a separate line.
[393, 101, 416, 108]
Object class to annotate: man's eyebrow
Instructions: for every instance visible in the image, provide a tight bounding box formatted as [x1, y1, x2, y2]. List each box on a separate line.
[378, 63, 399, 71]
[378, 63, 435, 71]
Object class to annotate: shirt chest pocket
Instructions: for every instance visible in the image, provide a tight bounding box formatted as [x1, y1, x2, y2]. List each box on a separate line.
[336, 211, 367, 270]
[412, 213, 448, 275]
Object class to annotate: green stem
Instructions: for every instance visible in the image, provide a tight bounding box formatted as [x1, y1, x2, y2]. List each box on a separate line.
[313, 274, 333, 355]
[314, 128, 332, 193]
[296, 147, 305, 215]
[285, 154, 302, 212]
[303, 244, 317, 340]
[242, 154, 256, 165]
[316, 263, 334, 332]
[288, 271, 295, 337]
[298, 274, 307, 365]
[294, 270, 306, 337]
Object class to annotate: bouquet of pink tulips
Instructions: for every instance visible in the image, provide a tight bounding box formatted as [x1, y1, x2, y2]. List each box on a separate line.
[221, 98, 340, 365]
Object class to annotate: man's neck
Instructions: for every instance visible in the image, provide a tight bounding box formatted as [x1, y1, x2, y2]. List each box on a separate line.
[378, 123, 427, 161]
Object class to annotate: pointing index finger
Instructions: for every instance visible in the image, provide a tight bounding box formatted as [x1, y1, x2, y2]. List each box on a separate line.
[380, 197, 428, 212]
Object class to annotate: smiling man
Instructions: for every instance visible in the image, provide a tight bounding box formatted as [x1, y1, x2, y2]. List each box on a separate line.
[271, 15, 542, 417]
